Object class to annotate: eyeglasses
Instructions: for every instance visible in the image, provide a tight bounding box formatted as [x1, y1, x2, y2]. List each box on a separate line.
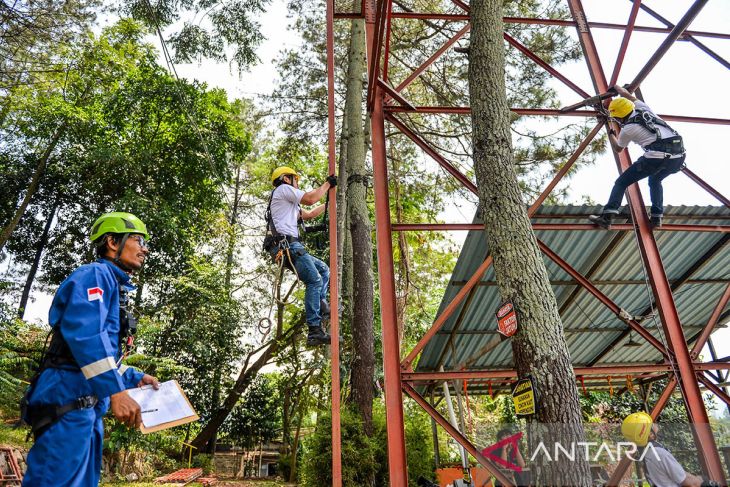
[130, 235, 149, 250]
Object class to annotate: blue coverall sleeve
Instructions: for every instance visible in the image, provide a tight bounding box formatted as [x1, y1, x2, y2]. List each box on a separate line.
[56, 266, 127, 398]
[118, 365, 145, 389]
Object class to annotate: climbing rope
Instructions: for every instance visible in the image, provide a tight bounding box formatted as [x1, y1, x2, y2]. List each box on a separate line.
[628, 217, 682, 390]
[258, 244, 301, 338]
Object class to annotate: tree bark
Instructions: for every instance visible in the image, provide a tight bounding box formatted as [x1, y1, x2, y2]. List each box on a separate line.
[343, 18, 375, 439]
[0, 123, 65, 252]
[18, 201, 58, 318]
[468, 1, 591, 485]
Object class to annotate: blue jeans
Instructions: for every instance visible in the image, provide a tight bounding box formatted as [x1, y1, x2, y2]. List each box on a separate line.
[289, 241, 329, 326]
[603, 155, 685, 217]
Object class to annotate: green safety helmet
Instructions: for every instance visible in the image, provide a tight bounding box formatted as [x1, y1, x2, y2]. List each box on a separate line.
[90, 212, 149, 242]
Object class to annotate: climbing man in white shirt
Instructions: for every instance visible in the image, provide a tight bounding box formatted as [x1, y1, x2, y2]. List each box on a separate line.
[265, 166, 336, 346]
[589, 85, 686, 229]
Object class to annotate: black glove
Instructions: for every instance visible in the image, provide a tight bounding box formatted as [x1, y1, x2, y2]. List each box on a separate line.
[326, 174, 337, 187]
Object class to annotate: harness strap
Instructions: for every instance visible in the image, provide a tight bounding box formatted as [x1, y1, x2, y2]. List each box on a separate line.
[24, 395, 98, 440]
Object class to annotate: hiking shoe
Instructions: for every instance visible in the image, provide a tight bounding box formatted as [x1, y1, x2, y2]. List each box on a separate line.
[320, 299, 331, 316]
[650, 215, 663, 229]
[588, 213, 613, 229]
[306, 325, 331, 347]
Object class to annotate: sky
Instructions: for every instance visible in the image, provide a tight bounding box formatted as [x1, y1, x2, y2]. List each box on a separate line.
[17, 0, 730, 413]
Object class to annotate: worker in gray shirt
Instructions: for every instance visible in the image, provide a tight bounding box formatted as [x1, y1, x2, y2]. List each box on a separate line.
[623, 412, 706, 487]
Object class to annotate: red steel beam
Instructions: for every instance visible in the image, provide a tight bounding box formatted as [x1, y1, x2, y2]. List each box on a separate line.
[366, 0, 388, 109]
[504, 32, 590, 99]
[402, 382, 515, 487]
[402, 256, 493, 369]
[528, 122, 604, 214]
[385, 106, 730, 125]
[382, 13, 730, 41]
[537, 240, 669, 355]
[682, 168, 730, 208]
[402, 365, 672, 381]
[609, 0, 642, 87]
[567, 0, 724, 481]
[385, 114, 478, 194]
[698, 373, 730, 408]
[691, 284, 730, 359]
[391, 223, 730, 233]
[365, 0, 408, 482]
[607, 377, 679, 486]
[627, 0, 710, 92]
[394, 23, 471, 94]
[378, 79, 416, 110]
[382, 0, 393, 82]
[696, 362, 730, 372]
[325, 0, 342, 482]
[635, 1, 730, 71]
[370, 87, 409, 486]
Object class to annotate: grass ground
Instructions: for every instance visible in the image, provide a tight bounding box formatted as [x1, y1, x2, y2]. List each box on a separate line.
[0, 421, 29, 449]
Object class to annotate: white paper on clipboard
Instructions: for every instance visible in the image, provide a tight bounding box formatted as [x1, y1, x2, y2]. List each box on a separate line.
[127, 380, 196, 429]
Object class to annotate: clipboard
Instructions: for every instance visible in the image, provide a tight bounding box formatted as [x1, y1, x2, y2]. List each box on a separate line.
[127, 380, 199, 434]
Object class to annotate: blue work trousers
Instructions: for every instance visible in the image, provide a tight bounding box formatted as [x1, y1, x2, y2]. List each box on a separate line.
[289, 241, 329, 325]
[23, 368, 108, 487]
[603, 155, 685, 217]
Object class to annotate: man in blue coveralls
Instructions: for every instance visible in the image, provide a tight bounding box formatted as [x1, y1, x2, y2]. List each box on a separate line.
[22, 212, 159, 486]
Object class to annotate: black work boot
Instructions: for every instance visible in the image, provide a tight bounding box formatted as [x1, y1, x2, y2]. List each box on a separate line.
[319, 299, 331, 316]
[588, 213, 613, 229]
[650, 215, 663, 228]
[306, 325, 331, 347]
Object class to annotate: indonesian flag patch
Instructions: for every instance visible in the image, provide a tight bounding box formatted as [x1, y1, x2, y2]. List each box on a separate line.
[87, 287, 104, 302]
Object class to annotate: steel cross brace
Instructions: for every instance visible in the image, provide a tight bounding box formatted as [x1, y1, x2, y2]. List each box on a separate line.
[566, 0, 725, 480]
[633, 0, 730, 70]
[391, 223, 730, 233]
[402, 382, 516, 487]
[537, 239, 671, 357]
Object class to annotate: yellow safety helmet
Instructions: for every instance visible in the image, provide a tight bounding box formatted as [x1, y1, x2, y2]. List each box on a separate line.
[621, 412, 653, 446]
[271, 166, 299, 184]
[609, 97, 635, 119]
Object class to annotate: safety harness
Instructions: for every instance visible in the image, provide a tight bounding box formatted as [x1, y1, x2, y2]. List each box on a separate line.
[20, 273, 137, 440]
[624, 109, 685, 156]
[263, 189, 299, 271]
[262, 185, 330, 268]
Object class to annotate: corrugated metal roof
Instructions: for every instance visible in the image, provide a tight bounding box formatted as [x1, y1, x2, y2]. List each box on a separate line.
[415, 205, 729, 394]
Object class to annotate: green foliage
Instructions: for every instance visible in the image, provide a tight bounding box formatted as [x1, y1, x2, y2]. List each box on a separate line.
[139, 255, 246, 419]
[299, 403, 435, 487]
[122, 0, 269, 71]
[0, 318, 47, 419]
[221, 374, 281, 448]
[300, 407, 379, 486]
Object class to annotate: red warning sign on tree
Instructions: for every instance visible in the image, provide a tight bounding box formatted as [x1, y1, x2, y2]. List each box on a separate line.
[496, 301, 518, 337]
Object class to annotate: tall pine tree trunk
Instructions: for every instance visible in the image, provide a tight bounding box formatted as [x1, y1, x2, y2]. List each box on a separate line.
[18, 201, 58, 318]
[343, 18, 375, 439]
[468, 1, 591, 484]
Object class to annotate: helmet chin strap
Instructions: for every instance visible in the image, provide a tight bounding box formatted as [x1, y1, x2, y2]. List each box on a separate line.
[112, 233, 133, 272]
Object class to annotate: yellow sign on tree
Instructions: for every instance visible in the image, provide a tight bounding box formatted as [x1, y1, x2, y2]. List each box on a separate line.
[512, 377, 537, 417]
